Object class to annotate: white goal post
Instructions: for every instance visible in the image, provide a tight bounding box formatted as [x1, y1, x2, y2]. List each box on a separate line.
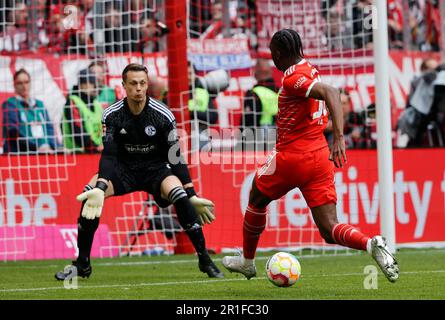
[373, 0, 396, 253]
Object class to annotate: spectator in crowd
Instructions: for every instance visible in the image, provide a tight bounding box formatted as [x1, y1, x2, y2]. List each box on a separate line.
[351, 0, 374, 49]
[62, 69, 103, 153]
[199, 0, 253, 41]
[122, 0, 157, 26]
[321, 1, 354, 51]
[242, 59, 278, 129]
[88, 61, 116, 107]
[361, 102, 378, 149]
[42, 3, 92, 55]
[199, 0, 223, 39]
[408, 58, 438, 101]
[80, 0, 95, 37]
[324, 8, 355, 51]
[0, 2, 29, 52]
[408, 0, 428, 51]
[45, 4, 68, 53]
[25, 0, 49, 50]
[398, 57, 445, 147]
[102, 3, 139, 53]
[187, 61, 220, 150]
[2, 68, 59, 153]
[324, 89, 368, 149]
[139, 15, 168, 53]
[148, 75, 168, 101]
[189, 0, 212, 37]
[387, 0, 404, 49]
[424, 0, 441, 51]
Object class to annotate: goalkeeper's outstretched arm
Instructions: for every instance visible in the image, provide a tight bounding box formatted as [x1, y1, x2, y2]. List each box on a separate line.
[98, 116, 118, 184]
[76, 116, 117, 220]
[163, 120, 215, 224]
[163, 120, 193, 189]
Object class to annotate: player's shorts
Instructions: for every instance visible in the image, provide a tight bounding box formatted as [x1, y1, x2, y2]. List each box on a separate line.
[108, 161, 173, 208]
[254, 146, 337, 208]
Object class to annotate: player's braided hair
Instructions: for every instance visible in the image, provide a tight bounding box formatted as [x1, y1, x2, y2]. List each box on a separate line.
[271, 29, 304, 59]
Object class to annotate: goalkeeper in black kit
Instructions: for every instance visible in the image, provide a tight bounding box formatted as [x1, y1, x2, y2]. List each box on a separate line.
[55, 63, 224, 280]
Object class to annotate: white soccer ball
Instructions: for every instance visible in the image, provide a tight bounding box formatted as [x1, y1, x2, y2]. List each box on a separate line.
[265, 252, 301, 287]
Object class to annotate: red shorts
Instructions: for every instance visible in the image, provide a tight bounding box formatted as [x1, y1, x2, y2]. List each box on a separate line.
[254, 146, 337, 208]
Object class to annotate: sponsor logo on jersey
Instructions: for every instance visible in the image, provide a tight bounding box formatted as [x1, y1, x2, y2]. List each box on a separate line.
[124, 144, 155, 153]
[119, 128, 127, 134]
[284, 65, 296, 77]
[294, 76, 308, 89]
[311, 68, 317, 78]
[145, 125, 156, 136]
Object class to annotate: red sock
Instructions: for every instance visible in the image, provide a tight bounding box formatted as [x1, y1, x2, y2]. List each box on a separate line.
[243, 205, 267, 259]
[331, 223, 370, 251]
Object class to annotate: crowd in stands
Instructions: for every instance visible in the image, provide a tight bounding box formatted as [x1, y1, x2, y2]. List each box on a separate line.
[321, 0, 443, 51]
[0, 0, 444, 154]
[1, 0, 442, 54]
[397, 58, 445, 147]
[0, 0, 168, 54]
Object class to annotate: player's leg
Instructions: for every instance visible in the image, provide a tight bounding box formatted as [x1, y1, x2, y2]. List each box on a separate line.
[76, 174, 115, 265]
[223, 151, 294, 279]
[311, 203, 370, 250]
[159, 175, 224, 278]
[222, 178, 272, 279]
[244, 180, 272, 258]
[311, 203, 399, 282]
[305, 147, 399, 282]
[55, 174, 116, 281]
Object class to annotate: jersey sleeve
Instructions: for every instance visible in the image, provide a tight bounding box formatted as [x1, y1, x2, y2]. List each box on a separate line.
[283, 68, 319, 98]
[98, 113, 118, 181]
[162, 118, 192, 186]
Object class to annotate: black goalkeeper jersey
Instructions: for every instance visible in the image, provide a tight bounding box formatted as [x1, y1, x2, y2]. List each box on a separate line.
[98, 97, 191, 185]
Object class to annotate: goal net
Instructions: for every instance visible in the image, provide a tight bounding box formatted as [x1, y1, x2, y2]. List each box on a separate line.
[0, 0, 182, 260]
[184, 0, 379, 256]
[0, 0, 443, 261]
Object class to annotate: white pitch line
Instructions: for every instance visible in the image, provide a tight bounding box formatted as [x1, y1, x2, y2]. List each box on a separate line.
[1, 270, 445, 294]
[302, 270, 445, 278]
[0, 277, 266, 293]
[0, 254, 353, 269]
[1, 248, 444, 269]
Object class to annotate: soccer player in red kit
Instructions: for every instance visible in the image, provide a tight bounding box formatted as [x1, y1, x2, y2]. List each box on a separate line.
[222, 29, 399, 283]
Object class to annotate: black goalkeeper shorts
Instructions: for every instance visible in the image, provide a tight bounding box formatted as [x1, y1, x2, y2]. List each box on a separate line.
[108, 161, 173, 208]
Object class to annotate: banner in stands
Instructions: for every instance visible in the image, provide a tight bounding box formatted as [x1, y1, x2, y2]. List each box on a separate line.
[0, 149, 444, 260]
[188, 38, 253, 71]
[256, 0, 328, 56]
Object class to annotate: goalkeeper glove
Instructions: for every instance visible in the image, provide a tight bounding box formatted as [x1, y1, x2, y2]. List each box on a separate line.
[189, 195, 215, 225]
[76, 187, 105, 220]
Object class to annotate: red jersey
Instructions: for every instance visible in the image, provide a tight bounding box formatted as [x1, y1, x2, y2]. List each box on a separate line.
[276, 59, 328, 153]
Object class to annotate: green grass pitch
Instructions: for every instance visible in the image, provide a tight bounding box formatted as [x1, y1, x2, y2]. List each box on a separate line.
[0, 249, 444, 300]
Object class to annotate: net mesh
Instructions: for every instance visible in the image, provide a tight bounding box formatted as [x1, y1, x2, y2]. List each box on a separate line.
[184, 0, 378, 255]
[0, 0, 443, 261]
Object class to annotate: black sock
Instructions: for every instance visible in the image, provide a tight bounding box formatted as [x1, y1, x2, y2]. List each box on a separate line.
[170, 190, 211, 265]
[185, 226, 211, 265]
[77, 200, 100, 266]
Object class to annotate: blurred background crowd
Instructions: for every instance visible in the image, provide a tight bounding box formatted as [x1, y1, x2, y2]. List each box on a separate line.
[0, 0, 443, 54]
[0, 0, 444, 154]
